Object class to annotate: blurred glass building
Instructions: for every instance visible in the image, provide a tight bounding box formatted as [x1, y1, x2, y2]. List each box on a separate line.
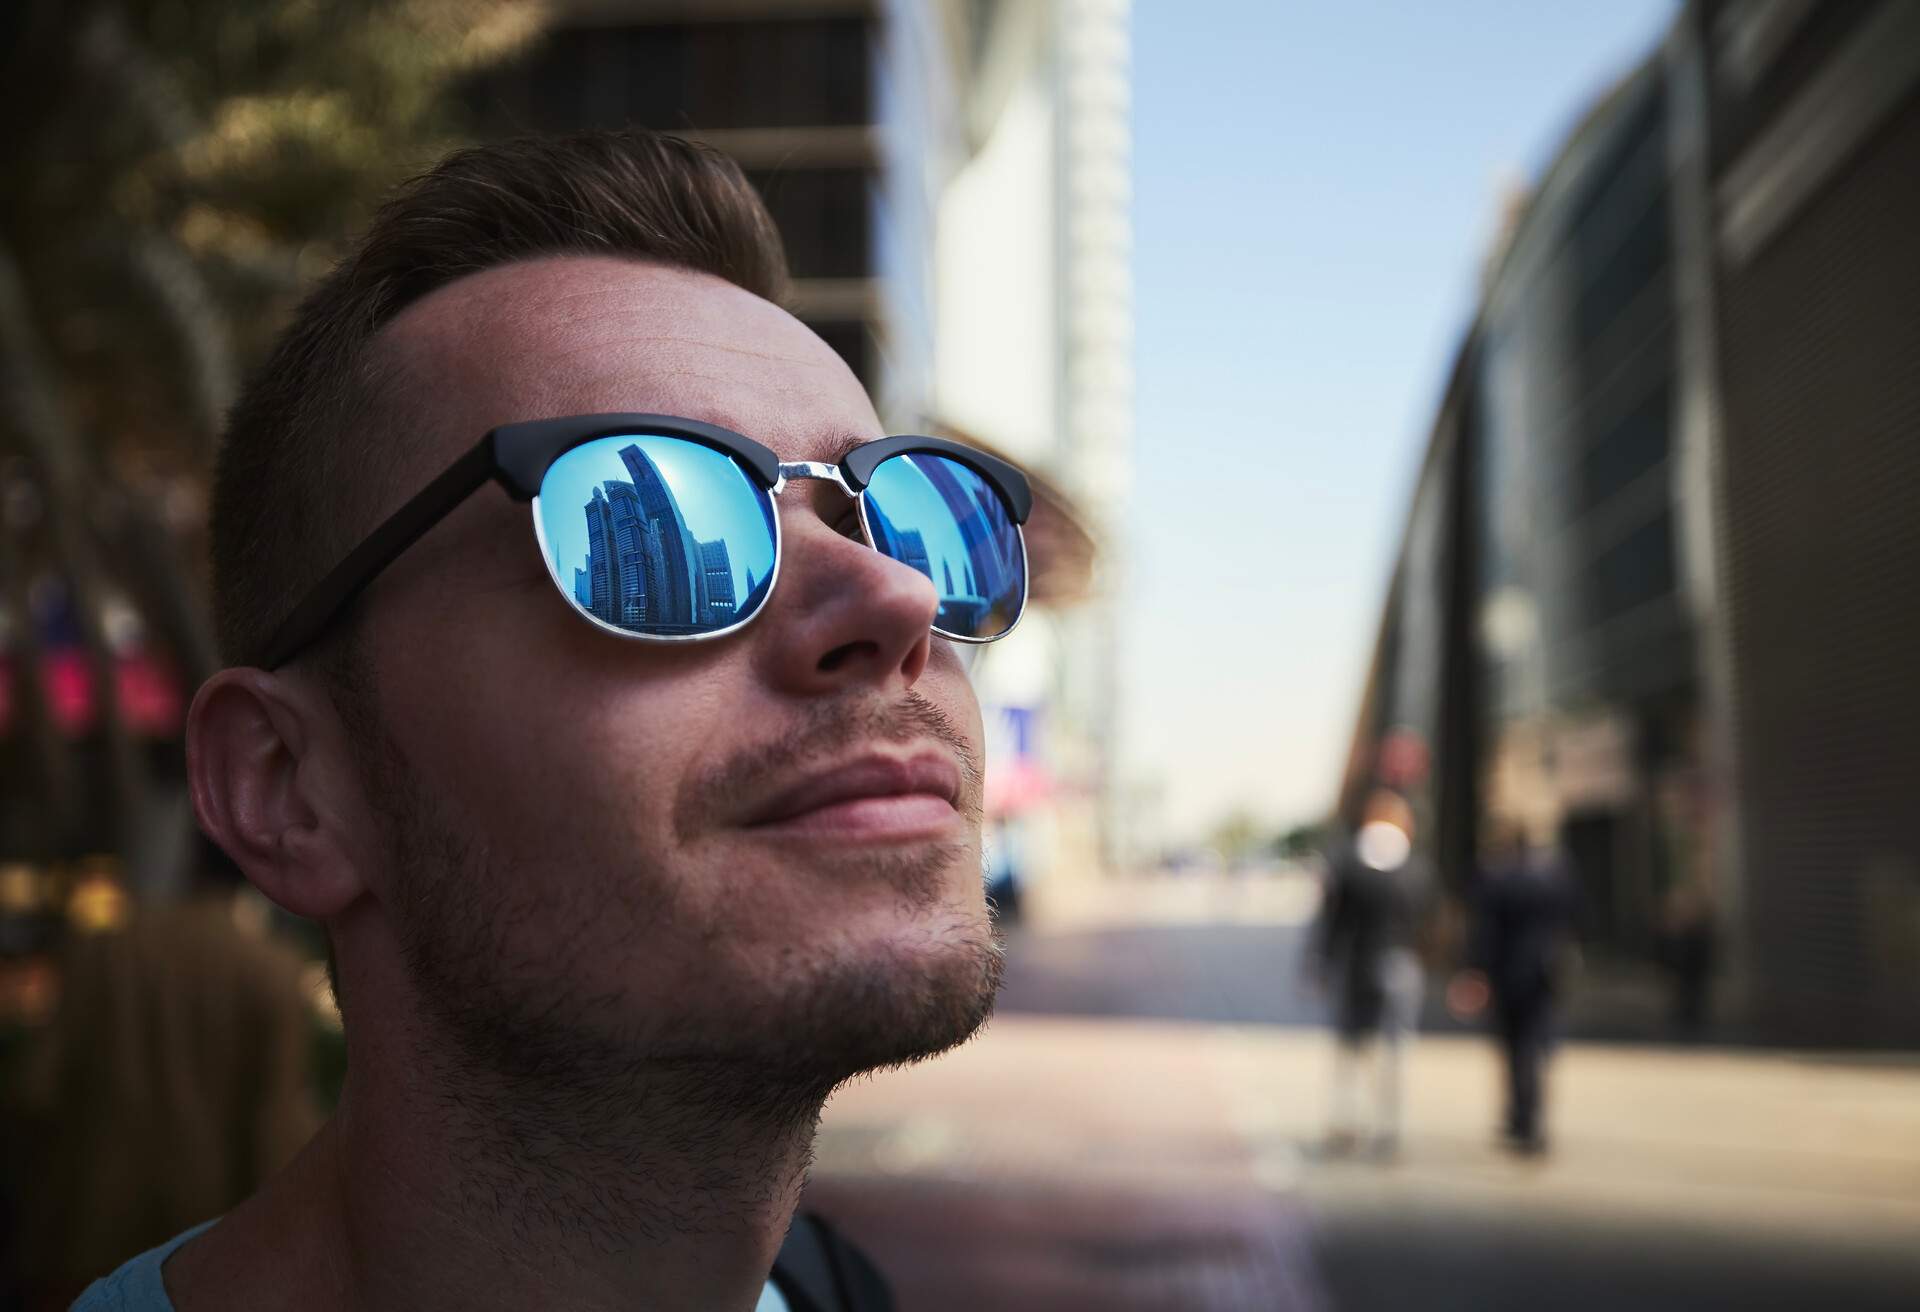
[1338, 0, 1920, 1047]
[464, 0, 1132, 891]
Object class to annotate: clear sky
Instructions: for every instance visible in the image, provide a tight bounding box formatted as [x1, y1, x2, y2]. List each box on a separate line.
[1123, 0, 1677, 847]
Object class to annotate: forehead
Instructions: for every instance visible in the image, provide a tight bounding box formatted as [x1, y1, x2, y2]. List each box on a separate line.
[374, 255, 880, 477]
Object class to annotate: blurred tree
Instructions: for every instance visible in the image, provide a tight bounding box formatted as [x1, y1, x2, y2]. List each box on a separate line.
[1208, 809, 1264, 867]
[1274, 821, 1330, 862]
[0, 0, 548, 878]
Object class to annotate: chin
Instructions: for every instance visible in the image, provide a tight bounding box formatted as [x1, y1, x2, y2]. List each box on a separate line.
[398, 831, 1001, 1100]
[738, 895, 1005, 1086]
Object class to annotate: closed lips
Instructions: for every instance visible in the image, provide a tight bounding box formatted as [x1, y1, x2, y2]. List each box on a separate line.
[743, 755, 961, 826]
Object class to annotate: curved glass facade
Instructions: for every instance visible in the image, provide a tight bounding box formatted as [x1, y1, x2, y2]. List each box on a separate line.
[1342, 6, 1920, 1045]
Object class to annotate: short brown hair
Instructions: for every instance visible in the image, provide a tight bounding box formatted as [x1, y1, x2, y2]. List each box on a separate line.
[210, 129, 789, 667]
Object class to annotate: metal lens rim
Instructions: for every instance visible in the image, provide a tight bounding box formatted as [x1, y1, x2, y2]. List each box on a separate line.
[528, 432, 783, 644]
[855, 451, 1030, 646]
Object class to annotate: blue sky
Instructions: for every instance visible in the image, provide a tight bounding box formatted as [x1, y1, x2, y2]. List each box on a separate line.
[1123, 0, 1677, 844]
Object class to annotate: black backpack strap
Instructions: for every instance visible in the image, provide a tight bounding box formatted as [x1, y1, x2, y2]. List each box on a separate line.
[771, 1212, 895, 1312]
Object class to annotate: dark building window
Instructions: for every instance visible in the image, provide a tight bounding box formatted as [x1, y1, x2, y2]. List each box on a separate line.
[676, 18, 872, 129]
[1588, 512, 1676, 625]
[1564, 81, 1669, 353]
[1708, 0, 1889, 175]
[1575, 381, 1671, 517]
[746, 167, 872, 280]
[491, 28, 592, 129]
[1565, 82, 1664, 238]
[465, 18, 872, 136]
[1572, 192, 1670, 350]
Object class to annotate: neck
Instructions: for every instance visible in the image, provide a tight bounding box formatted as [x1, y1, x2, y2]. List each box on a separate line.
[172, 1006, 826, 1312]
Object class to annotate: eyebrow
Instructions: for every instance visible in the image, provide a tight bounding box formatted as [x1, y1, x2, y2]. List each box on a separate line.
[817, 432, 874, 466]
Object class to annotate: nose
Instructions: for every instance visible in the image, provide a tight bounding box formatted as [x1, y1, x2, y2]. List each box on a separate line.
[752, 497, 940, 697]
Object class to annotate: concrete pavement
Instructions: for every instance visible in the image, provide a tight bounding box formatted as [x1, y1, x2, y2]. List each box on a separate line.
[995, 869, 1707, 1040]
[804, 989, 1920, 1308]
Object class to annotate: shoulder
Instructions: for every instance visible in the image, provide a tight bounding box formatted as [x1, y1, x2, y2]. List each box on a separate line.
[71, 1221, 217, 1312]
[772, 1212, 895, 1312]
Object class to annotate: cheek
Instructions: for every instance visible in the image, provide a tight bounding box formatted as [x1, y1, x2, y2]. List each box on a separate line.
[372, 611, 725, 873]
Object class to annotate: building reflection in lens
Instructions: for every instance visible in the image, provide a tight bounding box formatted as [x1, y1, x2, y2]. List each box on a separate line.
[865, 454, 1023, 638]
[545, 436, 774, 636]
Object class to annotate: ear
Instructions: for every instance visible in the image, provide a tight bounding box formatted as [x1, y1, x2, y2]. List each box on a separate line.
[187, 667, 369, 920]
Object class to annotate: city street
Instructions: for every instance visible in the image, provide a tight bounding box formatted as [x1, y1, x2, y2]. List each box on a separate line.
[990, 871, 1692, 1040]
[6, 4, 1917, 1312]
[802, 875, 1920, 1311]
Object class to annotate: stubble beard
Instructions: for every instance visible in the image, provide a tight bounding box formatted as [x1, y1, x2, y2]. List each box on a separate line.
[340, 682, 1005, 1135]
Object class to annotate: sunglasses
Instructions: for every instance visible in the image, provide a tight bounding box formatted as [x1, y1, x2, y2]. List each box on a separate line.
[253, 413, 1034, 670]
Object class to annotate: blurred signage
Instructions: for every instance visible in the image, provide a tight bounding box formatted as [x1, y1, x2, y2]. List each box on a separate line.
[43, 648, 97, 736]
[985, 704, 1052, 817]
[117, 651, 185, 737]
[1377, 726, 1431, 788]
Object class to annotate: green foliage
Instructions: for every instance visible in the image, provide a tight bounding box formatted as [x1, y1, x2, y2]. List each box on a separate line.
[1207, 809, 1263, 864]
[1275, 821, 1330, 861]
[0, 1, 547, 870]
[0, 0, 549, 474]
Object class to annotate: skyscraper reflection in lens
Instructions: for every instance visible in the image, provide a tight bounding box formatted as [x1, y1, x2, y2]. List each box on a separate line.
[865, 454, 1023, 638]
[542, 435, 775, 637]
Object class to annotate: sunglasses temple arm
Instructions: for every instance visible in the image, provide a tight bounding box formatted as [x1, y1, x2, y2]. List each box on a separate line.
[251, 437, 501, 670]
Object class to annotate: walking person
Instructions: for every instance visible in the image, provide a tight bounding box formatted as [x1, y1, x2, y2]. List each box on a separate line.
[1451, 822, 1581, 1155]
[1309, 790, 1433, 1158]
[1658, 879, 1716, 1037]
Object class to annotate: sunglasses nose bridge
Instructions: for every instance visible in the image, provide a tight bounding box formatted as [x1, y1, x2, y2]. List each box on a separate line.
[772, 461, 856, 498]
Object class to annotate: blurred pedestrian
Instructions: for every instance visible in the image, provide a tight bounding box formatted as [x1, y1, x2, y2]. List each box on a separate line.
[1451, 822, 1581, 1155]
[1309, 790, 1433, 1158]
[1657, 880, 1716, 1037]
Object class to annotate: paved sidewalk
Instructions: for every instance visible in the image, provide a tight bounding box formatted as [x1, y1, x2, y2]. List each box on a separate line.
[1019, 869, 1324, 933]
[807, 1015, 1920, 1310]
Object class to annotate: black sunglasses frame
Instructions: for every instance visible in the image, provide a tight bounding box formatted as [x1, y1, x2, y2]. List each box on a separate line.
[251, 413, 1034, 670]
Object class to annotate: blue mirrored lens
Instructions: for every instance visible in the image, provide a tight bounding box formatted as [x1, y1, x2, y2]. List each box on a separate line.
[536, 435, 777, 637]
[863, 453, 1025, 640]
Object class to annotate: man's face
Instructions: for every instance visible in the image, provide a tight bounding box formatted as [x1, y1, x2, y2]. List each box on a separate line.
[335, 256, 1000, 1087]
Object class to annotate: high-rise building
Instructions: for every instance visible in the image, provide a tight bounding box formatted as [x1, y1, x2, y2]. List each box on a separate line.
[579, 477, 741, 630]
[916, 455, 1019, 605]
[698, 539, 736, 625]
[463, 1, 941, 420]
[616, 443, 700, 630]
[891, 527, 931, 582]
[1340, 0, 1920, 1046]
[602, 480, 650, 624]
[583, 486, 620, 623]
[932, 0, 1133, 879]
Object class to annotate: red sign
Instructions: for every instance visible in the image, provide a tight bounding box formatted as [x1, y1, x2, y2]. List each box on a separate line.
[1377, 727, 1431, 788]
[44, 649, 97, 736]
